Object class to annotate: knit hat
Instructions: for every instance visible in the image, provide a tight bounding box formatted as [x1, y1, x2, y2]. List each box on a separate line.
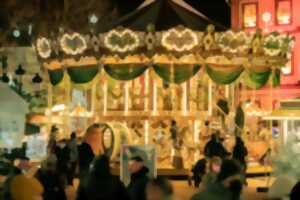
[11, 175, 44, 200]
[130, 155, 144, 162]
[217, 159, 242, 181]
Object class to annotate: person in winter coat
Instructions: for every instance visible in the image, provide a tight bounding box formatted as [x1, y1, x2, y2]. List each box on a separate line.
[77, 155, 130, 200]
[199, 156, 222, 192]
[68, 132, 78, 185]
[204, 134, 228, 159]
[127, 156, 150, 200]
[78, 124, 98, 180]
[55, 139, 71, 179]
[232, 137, 248, 169]
[35, 155, 67, 200]
[191, 159, 243, 200]
[191, 158, 207, 188]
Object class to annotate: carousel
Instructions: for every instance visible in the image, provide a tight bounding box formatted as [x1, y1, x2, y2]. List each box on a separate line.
[0, 0, 295, 173]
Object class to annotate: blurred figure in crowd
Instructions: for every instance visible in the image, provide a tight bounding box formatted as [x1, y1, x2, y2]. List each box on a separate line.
[232, 136, 248, 184]
[191, 159, 243, 200]
[146, 177, 173, 200]
[10, 175, 44, 200]
[204, 133, 228, 159]
[232, 137, 248, 169]
[35, 155, 67, 200]
[199, 156, 222, 192]
[78, 124, 97, 180]
[77, 155, 130, 200]
[191, 158, 207, 188]
[68, 132, 78, 185]
[290, 181, 300, 200]
[127, 156, 149, 200]
[55, 139, 70, 182]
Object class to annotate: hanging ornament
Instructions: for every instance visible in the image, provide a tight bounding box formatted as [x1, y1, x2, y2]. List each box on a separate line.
[32, 73, 43, 84]
[89, 14, 98, 24]
[15, 64, 25, 76]
[13, 29, 21, 38]
[1, 73, 9, 83]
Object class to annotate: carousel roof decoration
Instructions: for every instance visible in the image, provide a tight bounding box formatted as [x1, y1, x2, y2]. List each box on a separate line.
[33, 1, 294, 88]
[110, 0, 227, 31]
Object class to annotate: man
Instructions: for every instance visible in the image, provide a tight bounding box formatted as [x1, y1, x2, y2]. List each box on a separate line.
[127, 156, 149, 200]
[68, 132, 78, 185]
[78, 124, 97, 180]
[204, 133, 228, 159]
[191, 159, 243, 200]
[35, 155, 67, 200]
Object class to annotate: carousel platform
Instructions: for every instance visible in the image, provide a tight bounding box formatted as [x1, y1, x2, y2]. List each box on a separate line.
[111, 165, 272, 180]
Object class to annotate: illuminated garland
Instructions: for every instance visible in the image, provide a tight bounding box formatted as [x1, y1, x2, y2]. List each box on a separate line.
[161, 28, 198, 52]
[60, 33, 87, 55]
[218, 31, 252, 54]
[104, 29, 140, 53]
[36, 37, 52, 58]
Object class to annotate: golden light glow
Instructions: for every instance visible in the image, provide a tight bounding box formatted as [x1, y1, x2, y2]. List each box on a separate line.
[243, 4, 257, 28]
[277, 0, 291, 25]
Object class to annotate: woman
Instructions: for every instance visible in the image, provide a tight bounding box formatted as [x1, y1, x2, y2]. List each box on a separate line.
[199, 156, 222, 192]
[77, 155, 130, 200]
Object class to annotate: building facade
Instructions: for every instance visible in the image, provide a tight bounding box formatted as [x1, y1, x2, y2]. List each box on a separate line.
[231, 0, 300, 108]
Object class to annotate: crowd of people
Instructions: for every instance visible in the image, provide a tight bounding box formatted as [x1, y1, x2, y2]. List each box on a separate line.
[1, 123, 300, 200]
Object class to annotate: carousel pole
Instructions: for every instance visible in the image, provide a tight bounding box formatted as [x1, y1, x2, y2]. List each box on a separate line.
[64, 73, 71, 138]
[225, 84, 230, 99]
[47, 81, 53, 135]
[152, 71, 158, 114]
[144, 69, 149, 112]
[91, 75, 97, 114]
[182, 82, 187, 115]
[103, 76, 108, 115]
[208, 79, 213, 116]
[124, 81, 129, 114]
[144, 120, 149, 145]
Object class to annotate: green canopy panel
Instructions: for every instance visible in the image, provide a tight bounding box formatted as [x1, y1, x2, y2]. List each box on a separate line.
[245, 69, 271, 90]
[206, 65, 244, 85]
[104, 64, 148, 81]
[48, 69, 64, 86]
[153, 64, 201, 84]
[67, 65, 99, 84]
[272, 68, 281, 87]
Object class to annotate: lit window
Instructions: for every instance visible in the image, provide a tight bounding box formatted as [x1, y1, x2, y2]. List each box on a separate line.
[276, 0, 292, 25]
[243, 3, 258, 28]
[281, 59, 292, 75]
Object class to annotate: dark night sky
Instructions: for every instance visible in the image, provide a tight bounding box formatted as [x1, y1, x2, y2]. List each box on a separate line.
[113, 0, 231, 27]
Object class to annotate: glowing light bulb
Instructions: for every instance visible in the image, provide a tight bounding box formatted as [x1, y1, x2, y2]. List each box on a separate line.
[89, 14, 98, 24]
[13, 29, 21, 38]
[262, 12, 272, 23]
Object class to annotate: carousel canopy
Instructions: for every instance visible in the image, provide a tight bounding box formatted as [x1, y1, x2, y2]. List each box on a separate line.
[33, 24, 294, 88]
[109, 0, 227, 31]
